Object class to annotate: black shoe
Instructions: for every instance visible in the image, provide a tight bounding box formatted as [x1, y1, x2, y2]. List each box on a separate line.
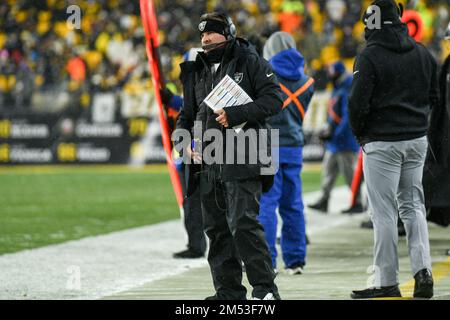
[361, 219, 373, 229]
[173, 249, 204, 259]
[342, 203, 366, 214]
[413, 269, 433, 299]
[307, 198, 328, 212]
[351, 285, 401, 299]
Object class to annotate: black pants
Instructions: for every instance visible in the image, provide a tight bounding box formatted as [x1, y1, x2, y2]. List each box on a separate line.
[180, 165, 206, 254]
[200, 166, 278, 299]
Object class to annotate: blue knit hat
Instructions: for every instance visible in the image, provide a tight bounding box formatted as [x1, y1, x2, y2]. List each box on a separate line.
[332, 61, 346, 75]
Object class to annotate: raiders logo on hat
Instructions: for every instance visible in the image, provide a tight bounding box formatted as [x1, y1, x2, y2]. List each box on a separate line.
[198, 21, 206, 32]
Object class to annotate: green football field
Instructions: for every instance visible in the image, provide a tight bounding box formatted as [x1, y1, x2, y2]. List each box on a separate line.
[0, 164, 338, 255]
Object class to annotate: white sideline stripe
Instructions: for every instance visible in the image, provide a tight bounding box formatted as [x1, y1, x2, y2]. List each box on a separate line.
[0, 187, 363, 300]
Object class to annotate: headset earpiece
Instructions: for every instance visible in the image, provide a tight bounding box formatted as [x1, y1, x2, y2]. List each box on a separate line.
[222, 14, 236, 39]
[227, 17, 237, 39]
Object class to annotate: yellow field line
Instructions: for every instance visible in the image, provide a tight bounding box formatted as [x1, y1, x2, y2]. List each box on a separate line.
[400, 256, 450, 298]
[374, 256, 450, 300]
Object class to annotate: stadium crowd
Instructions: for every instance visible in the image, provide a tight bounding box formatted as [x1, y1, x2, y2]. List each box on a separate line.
[0, 0, 448, 115]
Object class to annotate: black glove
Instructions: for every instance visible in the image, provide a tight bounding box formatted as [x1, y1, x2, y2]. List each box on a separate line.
[318, 126, 333, 141]
[160, 87, 174, 106]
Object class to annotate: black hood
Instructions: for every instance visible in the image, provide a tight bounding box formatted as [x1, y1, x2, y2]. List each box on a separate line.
[228, 37, 259, 60]
[365, 23, 415, 53]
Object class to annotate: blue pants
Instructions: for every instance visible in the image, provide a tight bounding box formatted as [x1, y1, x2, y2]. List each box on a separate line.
[258, 147, 307, 269]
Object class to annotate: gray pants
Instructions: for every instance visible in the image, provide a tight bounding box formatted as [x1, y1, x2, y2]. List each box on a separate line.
[321, 150, 361, 203]
[363, 136, 432, 287]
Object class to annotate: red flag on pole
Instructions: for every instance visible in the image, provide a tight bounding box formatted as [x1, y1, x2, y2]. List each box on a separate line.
[139, 0, 184, 208]
[350, 149, 364, 208]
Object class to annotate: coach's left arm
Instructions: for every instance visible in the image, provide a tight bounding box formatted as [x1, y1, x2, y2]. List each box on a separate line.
[225, 56, 283, 127]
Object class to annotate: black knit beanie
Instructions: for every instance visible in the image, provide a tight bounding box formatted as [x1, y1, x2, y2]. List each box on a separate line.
[198, 18, 227, 37]
[362, 0, 403, 26]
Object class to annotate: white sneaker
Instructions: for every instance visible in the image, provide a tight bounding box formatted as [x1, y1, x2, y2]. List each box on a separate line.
[252, 292, 275, 300]
[285, 265, 304, 275]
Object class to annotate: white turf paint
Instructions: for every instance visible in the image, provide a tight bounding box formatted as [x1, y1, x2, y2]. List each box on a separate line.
[0, 187, 363, 299]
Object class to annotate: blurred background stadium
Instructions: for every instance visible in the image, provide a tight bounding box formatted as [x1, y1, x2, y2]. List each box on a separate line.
[0, 0, 449, 277]
[1, 0, 448, 166]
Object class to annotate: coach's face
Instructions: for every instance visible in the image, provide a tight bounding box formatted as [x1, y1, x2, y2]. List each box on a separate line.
[201, 31, 226, 53]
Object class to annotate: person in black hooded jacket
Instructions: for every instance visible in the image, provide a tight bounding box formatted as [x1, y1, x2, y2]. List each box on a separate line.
[423, 23, 450, 228]
[175, 12, 283, 300]
[348, 0, 438, 299]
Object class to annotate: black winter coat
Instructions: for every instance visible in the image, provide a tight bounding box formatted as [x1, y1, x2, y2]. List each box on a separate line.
[423, 55, 450, 227]
[348, 23, 439, 145]
[176, 38, 283, 185]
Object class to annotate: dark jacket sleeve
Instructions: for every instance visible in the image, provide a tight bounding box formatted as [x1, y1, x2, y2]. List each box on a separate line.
[176, 100, 192, 131]
[348, 54, 377, 140]
[176, 62, 196, 131]
[225, 55, 283, 127]
[428, 52, 439, 112]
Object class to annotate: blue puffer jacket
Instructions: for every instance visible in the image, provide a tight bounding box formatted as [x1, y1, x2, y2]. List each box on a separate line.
[326, 74, 359, 153]
[268, 48, 314, 147]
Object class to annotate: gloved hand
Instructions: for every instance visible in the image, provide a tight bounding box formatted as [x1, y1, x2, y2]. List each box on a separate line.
[160, 87, 174, 106]
[318, 126, 333, 141]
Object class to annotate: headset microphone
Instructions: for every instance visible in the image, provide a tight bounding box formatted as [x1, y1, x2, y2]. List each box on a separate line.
[201, 39, 232, 51]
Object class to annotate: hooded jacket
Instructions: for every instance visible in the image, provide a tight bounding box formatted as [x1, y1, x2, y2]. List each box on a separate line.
[177, 38, 283, 182]
[267, 48, 314, 148]
[348, 23, 439, 144]
[264, 32, 314, 149]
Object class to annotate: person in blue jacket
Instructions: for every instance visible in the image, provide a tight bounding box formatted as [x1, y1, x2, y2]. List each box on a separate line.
[308, 61, 362, 213]
[258, 31, 314, 275]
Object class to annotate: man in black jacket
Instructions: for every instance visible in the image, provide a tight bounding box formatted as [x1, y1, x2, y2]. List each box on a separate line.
[175, 12, 283, 300]
[348, 0, 438, 299]
[423, 23, 450, 228]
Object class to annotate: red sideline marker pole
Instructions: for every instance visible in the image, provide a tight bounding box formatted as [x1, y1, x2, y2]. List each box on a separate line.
[139, 0, 184, 207]
[350, 149, 364, 208]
